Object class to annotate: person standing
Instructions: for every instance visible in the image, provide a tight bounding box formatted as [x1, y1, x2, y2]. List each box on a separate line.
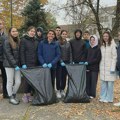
[70, 29, 86, 64]
[99, 31, 117, 103]
[3, 27, 21, 105]
[85, 35, 101, 99]
[0, 18, 8, 98]
[38, 30, 61, 89]
[83, 30, 91, 49]
[36, 27, 44, 42]
[20, 26, 39, 103]
[55, 26, 61, 41]
[56, 30, 72, 98]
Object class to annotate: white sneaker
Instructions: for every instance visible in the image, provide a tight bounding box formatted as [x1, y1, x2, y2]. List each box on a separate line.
[103, 100, 108, 103]
[56, 90, 61, 99]
[61, 90, 65, 97]
[90, 96, 94, 99]
[99, 99, 103, 102]
[114, 102, 120, 107]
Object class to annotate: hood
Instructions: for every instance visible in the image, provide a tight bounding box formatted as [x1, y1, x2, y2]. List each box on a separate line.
[89, 35, 98, 48]
[74, 29, 82, 40]
[37, 27, 43, 33]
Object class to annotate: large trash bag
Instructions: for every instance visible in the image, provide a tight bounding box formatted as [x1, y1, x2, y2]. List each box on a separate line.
[64, 64, 90, 103]
[21, 67, 56, 105]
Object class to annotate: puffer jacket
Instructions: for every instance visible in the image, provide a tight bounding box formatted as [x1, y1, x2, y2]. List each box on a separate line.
[20, 35, 39, 67]
[100, 40, 117, 81]
[3, 40, 20, 68]
[58, 40, 72, 63]
[0, 33, 7, 62]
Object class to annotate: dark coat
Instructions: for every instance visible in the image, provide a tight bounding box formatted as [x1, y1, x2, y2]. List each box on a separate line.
[69, 39, 86, 63]
[58, 40, 72, 63]
[20, 35, 39, 67]
[3, 40, 20, 68]
[85, 45, 101, 72]
[38, 39, 61, 67]
[0, 33, 7, 62]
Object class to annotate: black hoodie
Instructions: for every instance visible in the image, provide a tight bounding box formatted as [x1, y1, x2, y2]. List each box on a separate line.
[69, 29, 86, 63]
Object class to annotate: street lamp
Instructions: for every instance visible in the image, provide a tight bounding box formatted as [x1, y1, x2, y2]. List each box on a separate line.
[10, 0, 12, 27]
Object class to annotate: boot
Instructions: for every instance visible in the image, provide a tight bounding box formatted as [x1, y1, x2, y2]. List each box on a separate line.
[9, 95, 19, 105]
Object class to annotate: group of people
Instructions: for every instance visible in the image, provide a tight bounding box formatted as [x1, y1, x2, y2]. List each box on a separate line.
[0, 18, 120, 106]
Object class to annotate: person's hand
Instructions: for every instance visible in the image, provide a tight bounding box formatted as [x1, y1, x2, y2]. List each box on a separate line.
[84, 62, 88, 65]
[22, 65, 27, 69]
[47, 63, 52, 68]
[110, 71, 115, 74]
[42, 63, 47, 68]
[15, 66, 20, 71]
[79, 62, 84, 65]
[61, 62, 66, 66]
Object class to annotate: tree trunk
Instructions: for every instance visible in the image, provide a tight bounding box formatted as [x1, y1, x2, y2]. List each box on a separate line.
[112, 0, 120, 37]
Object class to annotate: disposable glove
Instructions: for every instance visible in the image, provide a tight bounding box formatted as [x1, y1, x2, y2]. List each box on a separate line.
[42, 63, 47, 68]
[22, 65, 27, 69]
[15, 66, 20, 71]
[47, 63, 52, 68]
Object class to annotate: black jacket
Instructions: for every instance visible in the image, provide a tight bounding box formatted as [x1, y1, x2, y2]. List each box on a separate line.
[0, 33, 7, 62]
[58, 40, 72, 63]
[85, 45, 101, 72]
[70, 39, 86, 63]
[20, 35, 39, 67]
[3, 40, 20, 68]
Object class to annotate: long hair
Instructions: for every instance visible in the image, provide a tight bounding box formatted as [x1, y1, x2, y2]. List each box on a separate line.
[59, 30, 68, 44]
[8, 27, 20, 49]
[101, 31, 112, 47]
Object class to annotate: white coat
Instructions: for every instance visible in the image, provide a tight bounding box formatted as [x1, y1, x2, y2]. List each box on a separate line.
[100, 40, 117, 81]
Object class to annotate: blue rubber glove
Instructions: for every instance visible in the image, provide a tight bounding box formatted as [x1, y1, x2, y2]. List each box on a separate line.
[22, 65, 27, 69]
[110, 71, 115, 74]
[42, 63, 47, 68]
[61, 62, 65, 66]
[15, 66, 20, 71]
[79, 62, 84, 65]
[72, 62, 75, 64]
[84, 62, 88, 65]
[47, 63, 52, 68]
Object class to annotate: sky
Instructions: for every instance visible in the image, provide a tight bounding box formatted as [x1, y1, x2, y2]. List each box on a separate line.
[47, 0, 117, 25]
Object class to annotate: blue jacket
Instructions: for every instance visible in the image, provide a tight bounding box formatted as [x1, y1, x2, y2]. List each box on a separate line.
[38, 40, 61, 67]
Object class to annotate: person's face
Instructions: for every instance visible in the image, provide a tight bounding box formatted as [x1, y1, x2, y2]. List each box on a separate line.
[75, 32, 81, 38]
[118, 32, 120, 40]
[103, 33, 109, 42]
[0, 20, 4, 31]
[37, 31, 42, 37]
[47, 31, 55, 41]
[61, 31, 67, 40]
[83, 33, 90, 40]
[55, 28, 61, 36]
[28, 28, 36, 37]
[10, 28, 18, 38]
[90, 37, 95, 46]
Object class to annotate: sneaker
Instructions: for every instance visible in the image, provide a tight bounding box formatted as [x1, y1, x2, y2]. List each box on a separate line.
[90, 96, 94, 99]
[99, 99, 104, 102]
[103, 100, 108, 103]
[114, 102, 120, 107]
[22, 95, 29, 103]
[61, 90, 65, 97]
[13, 94, 20, 103]
[27, 95, 33, 102]
[9, 96, 19, 105]
[56, 90, 61, 99]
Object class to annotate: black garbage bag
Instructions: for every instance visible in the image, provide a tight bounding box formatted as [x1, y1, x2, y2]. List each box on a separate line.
[64, 64, 90, 103]
[21, 67, 56, 105]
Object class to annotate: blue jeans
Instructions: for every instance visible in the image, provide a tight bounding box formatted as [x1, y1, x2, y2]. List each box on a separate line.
[100, 80, 114, 102]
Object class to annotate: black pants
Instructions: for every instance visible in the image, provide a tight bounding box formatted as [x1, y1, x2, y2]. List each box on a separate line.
[50, 68, 56, 89]
[0, 61, 8, 97]
[23, 78, 33, 94]
[56, 65, 67, 90]
[86, 71, 98, 97]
